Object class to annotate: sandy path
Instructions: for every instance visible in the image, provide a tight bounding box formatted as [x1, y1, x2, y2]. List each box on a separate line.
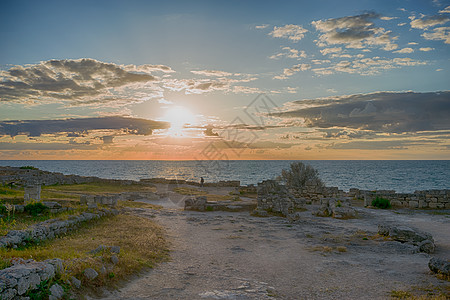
[98, 204, 449, 300]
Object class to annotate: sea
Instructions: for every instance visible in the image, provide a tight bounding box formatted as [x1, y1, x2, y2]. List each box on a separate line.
[0, 160, 449, 193]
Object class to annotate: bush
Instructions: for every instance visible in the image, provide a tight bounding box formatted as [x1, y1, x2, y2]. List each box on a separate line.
[19, 166, 38, 170]
[25, 202, 48, 216]
[372, 197, 391, 209]
[280, 162, 324, 191]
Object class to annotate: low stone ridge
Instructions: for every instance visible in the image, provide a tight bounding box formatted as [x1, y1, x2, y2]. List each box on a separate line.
[0, 166, 136, 187]
[89, 244, 120, 255]
[0, 258, 63, 299]
[428, 257, 450, 276]
[378, 225, 435, 253]
[0, 209, 119, 249]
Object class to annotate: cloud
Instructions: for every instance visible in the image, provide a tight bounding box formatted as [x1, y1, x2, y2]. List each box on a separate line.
[380, 16, 397, 20]
[310, 56, 426, 76]
[312, 12, 398, 51]
[269, 47, 306, 59]
[271, 91, 450, 133]
[0, 116, 169, 137]
[421, 26, 450, 43]
[419, 47, 435, 51]
[0, 58, 162, 106]
[255, 24, 269, 29]
[191, 70, 233, 77]
[124, 64, 175, 73]
[439, 6, 450, 14]
[269, 24, 308, 42]
[410, 15, 450, 29]
[274, 64, 311, 79]
[393, 47, 414, 53]
[320, 47, 342, 55]
[163, 76, 260, 95]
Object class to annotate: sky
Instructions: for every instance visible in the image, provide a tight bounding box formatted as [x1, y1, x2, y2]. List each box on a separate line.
[0, 0, 449, 160]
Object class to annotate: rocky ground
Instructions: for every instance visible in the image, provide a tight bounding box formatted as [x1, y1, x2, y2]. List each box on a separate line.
[93, 185, 449, 299]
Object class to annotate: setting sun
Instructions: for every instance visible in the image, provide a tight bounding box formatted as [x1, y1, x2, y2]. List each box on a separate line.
[162, 106, 196, 136]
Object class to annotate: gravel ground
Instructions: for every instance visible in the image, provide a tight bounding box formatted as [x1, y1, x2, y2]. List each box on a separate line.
[93, 189, 449, 300]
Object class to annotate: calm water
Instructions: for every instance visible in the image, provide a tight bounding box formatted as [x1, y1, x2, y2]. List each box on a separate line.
[0, 160, 449, 193]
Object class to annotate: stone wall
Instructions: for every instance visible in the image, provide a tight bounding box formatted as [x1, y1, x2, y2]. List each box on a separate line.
[361, 189, 450, 209]
[0, 209, 119, 249]
[23, 185, 41, 203]
[0, 258, 63, 299]
[255, 180, 305, 216]
[290, 180, 345, 204]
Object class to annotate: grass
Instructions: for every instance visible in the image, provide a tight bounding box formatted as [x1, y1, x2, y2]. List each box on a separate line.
[42, 182, 156, 195]
[0, 213, 169, 290]
[117, 200, 162, 210]
[0, 185, 24, 199]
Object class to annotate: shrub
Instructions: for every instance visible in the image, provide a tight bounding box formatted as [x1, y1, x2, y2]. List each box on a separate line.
[25, 202, 48, 216]
[19, 166, 38, 170]
[280, 162, 324, 191]
[372, 197, 391, 209]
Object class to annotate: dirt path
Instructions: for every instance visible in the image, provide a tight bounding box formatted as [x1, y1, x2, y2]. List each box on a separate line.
[98, 204, 449, 299]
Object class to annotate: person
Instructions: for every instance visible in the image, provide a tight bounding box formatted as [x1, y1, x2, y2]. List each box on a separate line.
[200, 177, 204, 187]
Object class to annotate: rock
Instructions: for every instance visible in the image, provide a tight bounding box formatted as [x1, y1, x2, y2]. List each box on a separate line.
[184, 196, 207, 211]
[419, 240, 435, 254]
[70, 276, 81, 289]
[89, 245, 107, 254]
[83, 268, 98, 280]
[388, 226, 433, 244]
[99, 265, 107, 274]
[378, 224, 435, 253]
[49, 283, 64, 300]
[332, 206, 357, 219]
[110, 246, 120, 254]
[428, 257, 450, 276]
[87, 203, 98, 209]
[42, 202, 62, 209]
[111, 255, 119, 265]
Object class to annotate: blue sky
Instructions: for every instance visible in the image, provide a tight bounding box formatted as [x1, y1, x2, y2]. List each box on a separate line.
[0, 0, 449, 159]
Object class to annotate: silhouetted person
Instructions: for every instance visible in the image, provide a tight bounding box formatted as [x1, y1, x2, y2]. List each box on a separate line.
[200, 177, 204, 187]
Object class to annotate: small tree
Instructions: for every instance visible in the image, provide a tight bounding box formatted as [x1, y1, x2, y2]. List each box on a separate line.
[280, 162, 324, 192]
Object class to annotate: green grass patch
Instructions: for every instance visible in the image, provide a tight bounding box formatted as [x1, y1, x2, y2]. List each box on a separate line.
[372, 197, 391, 209]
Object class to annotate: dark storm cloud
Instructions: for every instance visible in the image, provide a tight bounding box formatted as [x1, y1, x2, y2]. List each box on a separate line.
[272, 91, 450, 133]
[0, 58, 158, 105]
[0, 116, 169, 137]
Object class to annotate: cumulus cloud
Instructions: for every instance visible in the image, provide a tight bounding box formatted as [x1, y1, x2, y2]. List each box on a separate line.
[311, 56, 426, 76]
[271, 91, 450, 133]
[422, 26, 450, 43]
[439, 6, 450, 14]
[312, 12, 398, 51]
[320, 47, 342, 55]
[163, 76, 260, 95]
[269, 24, 308, 42]
[419, 47, 435, 51]
[269, 47, 306, 59]
[393, 47, 414, 53]
[0, 116, 169, 137]
[274, 64, 311, 79]
[190, 70, 233, 77]
[410, 15, 450, 29]
[255, 24, 269, 29]
[0, 58, 163, 106]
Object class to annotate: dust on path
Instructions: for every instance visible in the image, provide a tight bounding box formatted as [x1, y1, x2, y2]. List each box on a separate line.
[98, 203, 449, 300]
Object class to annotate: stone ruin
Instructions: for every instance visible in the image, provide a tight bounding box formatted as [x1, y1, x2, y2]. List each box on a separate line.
[24, 185, 41, 204]
[254, 180, 305, 217]
[80, 194, 118, 208]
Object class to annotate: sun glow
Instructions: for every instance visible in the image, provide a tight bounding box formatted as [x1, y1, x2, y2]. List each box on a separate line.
[162, 106, 196, 136]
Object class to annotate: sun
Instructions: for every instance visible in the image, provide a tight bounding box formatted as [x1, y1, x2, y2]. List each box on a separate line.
[162, 106, 196, 136]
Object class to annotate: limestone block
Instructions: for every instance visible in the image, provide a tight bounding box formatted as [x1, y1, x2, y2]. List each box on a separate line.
[409, 201, 419, 208]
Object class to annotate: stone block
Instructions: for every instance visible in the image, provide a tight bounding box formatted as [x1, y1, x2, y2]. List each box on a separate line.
[409, 201, 418, 208]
